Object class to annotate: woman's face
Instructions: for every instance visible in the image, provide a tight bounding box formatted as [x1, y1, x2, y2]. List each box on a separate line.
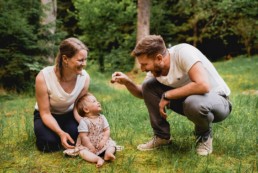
[66, 49, 88, 75]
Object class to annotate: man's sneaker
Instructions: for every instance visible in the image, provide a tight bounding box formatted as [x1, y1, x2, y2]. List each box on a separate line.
[196, 135, 213, 156]
[137, 136, 172, 151]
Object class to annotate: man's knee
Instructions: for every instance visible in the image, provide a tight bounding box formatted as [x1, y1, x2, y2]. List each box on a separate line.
[183, 95, 210, 117]
[142, 78, 156, 92]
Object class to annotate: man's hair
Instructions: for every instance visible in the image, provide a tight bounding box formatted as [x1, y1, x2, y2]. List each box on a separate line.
[76, 93, 93, 117]
[131, 35, 166, 58]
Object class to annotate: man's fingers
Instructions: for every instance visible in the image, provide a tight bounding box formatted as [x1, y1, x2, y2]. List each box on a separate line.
[159, 108, 167, 119]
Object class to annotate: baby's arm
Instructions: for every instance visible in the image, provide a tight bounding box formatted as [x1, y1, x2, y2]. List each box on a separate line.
[79, 132, 97, 153]
[97, 127, 110, 150]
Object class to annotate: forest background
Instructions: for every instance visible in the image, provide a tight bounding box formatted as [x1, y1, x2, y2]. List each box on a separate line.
[0, 0, 257, 93]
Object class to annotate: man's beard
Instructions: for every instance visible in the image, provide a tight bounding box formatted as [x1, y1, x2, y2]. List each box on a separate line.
[151, 63, 163, 77]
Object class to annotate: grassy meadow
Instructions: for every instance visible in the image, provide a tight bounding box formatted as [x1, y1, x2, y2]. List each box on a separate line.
[0, 56, 257, 173]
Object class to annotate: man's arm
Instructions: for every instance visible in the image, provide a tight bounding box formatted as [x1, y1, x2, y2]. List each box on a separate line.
[111, 72, 143, 99]
[159, 62, 210, 118]
[165, 62, 210, 99]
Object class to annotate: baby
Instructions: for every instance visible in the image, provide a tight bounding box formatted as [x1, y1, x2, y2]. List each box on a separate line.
[74, 93, 116, 167]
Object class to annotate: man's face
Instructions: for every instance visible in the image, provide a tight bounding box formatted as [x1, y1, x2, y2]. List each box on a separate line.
[137, 54, 163, 77]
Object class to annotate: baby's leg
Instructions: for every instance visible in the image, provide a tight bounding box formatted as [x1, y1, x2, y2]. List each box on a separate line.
[79, 150, 104, 168]
[104, 146, 116, 161]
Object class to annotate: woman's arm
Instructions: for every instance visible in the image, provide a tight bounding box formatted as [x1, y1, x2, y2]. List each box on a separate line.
[73, 73, 90, 122]
[35, 71, 75, 149]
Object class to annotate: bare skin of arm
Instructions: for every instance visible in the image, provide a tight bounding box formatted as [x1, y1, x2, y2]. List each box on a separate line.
[35, 71, 75, 149]
[73, 73, 90, 123]
[159, 62, 210, 118]
[111, 72, 143, 99]
[80, 132, 97, 153]
[96, 127, 110, 150]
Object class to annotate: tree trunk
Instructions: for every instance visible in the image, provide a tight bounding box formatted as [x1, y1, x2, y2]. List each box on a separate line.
[41, 0, 57, 34]
[41, 0, 57, 63]
[132, 0, 151, 73]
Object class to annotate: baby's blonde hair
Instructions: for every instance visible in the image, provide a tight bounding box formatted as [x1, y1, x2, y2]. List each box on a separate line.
[76, 93, 93, 117]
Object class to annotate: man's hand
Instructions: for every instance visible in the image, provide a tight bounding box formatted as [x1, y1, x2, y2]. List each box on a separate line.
[159, 99, 170, 119]
[59, 131, 75, 149]
[111, 72, 130, 85]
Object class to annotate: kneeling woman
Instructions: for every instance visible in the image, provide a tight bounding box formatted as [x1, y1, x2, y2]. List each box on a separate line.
[34, 37, 90, 152]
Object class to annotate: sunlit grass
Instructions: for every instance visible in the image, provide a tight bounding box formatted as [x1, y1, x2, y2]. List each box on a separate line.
[0, 56, 257, 172]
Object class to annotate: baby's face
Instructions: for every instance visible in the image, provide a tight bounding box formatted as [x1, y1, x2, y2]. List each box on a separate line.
[85, 95, 102, 114]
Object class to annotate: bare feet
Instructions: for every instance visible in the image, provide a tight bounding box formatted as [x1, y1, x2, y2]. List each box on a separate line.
[96, 158, 104, 168]
[104, 152, 116, 161]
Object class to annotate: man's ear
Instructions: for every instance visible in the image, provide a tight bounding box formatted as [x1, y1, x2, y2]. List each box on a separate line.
[156, 54, 163, 62]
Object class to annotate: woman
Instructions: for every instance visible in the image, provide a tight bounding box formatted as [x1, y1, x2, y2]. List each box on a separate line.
[34, 37, 90, 152]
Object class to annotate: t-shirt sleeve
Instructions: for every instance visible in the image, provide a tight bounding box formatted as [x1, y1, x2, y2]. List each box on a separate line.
[177, 45, 201, 72]
[78, 118, 89, 132]
[101, 115, 109, 129]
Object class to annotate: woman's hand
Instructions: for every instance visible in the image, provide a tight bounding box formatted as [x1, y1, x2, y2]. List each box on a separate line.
[59, 131, 75, 149]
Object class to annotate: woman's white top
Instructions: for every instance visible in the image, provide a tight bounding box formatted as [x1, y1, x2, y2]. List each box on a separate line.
[35, 66, 88, 114]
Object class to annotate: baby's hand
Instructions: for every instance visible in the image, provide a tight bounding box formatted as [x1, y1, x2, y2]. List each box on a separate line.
[96, 141, 105, 150]
[89, 146, 97, 153]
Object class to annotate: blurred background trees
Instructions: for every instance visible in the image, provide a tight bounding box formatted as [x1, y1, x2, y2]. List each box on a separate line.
[0, 0, 257, 92]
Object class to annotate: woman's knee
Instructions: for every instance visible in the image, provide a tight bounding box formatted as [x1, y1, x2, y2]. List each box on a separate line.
[36, 138, 62, 152]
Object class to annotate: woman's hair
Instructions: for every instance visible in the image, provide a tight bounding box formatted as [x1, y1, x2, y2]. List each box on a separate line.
[131, 35, 166, 58]
[76, 93, 93, 117]
[55, 37, 89, 79]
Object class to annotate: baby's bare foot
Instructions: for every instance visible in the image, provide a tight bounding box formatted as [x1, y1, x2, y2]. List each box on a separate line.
[96, 158, 104, 168]
[104, 153, 116, 161]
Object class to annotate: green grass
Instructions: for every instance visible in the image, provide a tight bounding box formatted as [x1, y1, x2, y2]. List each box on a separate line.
[0, 56, 257, 173]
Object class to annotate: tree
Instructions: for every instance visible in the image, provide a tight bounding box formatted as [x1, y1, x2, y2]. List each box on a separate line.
[56, 0, 81, 37]
[215, 0, 258, 56]
[73, 0, 136, 72]
[0, 0, 44, 91]
[41, 0, 57, 63]
[133, 0, 151, 73]
[0, 0, 63, 92]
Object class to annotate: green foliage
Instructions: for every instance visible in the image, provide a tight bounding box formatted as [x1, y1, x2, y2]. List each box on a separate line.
[0, 0, 65, 92]
[0, 56, 257, 172]
[73, 0, 137, 72]
[57, 0, 80, 37]
[151, 0, 257, 59]
[0, 0, 43, 91]
[215, 0, 258, 55]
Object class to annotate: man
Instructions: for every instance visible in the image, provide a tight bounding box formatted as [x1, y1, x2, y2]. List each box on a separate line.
[111, 35, 232, 156]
